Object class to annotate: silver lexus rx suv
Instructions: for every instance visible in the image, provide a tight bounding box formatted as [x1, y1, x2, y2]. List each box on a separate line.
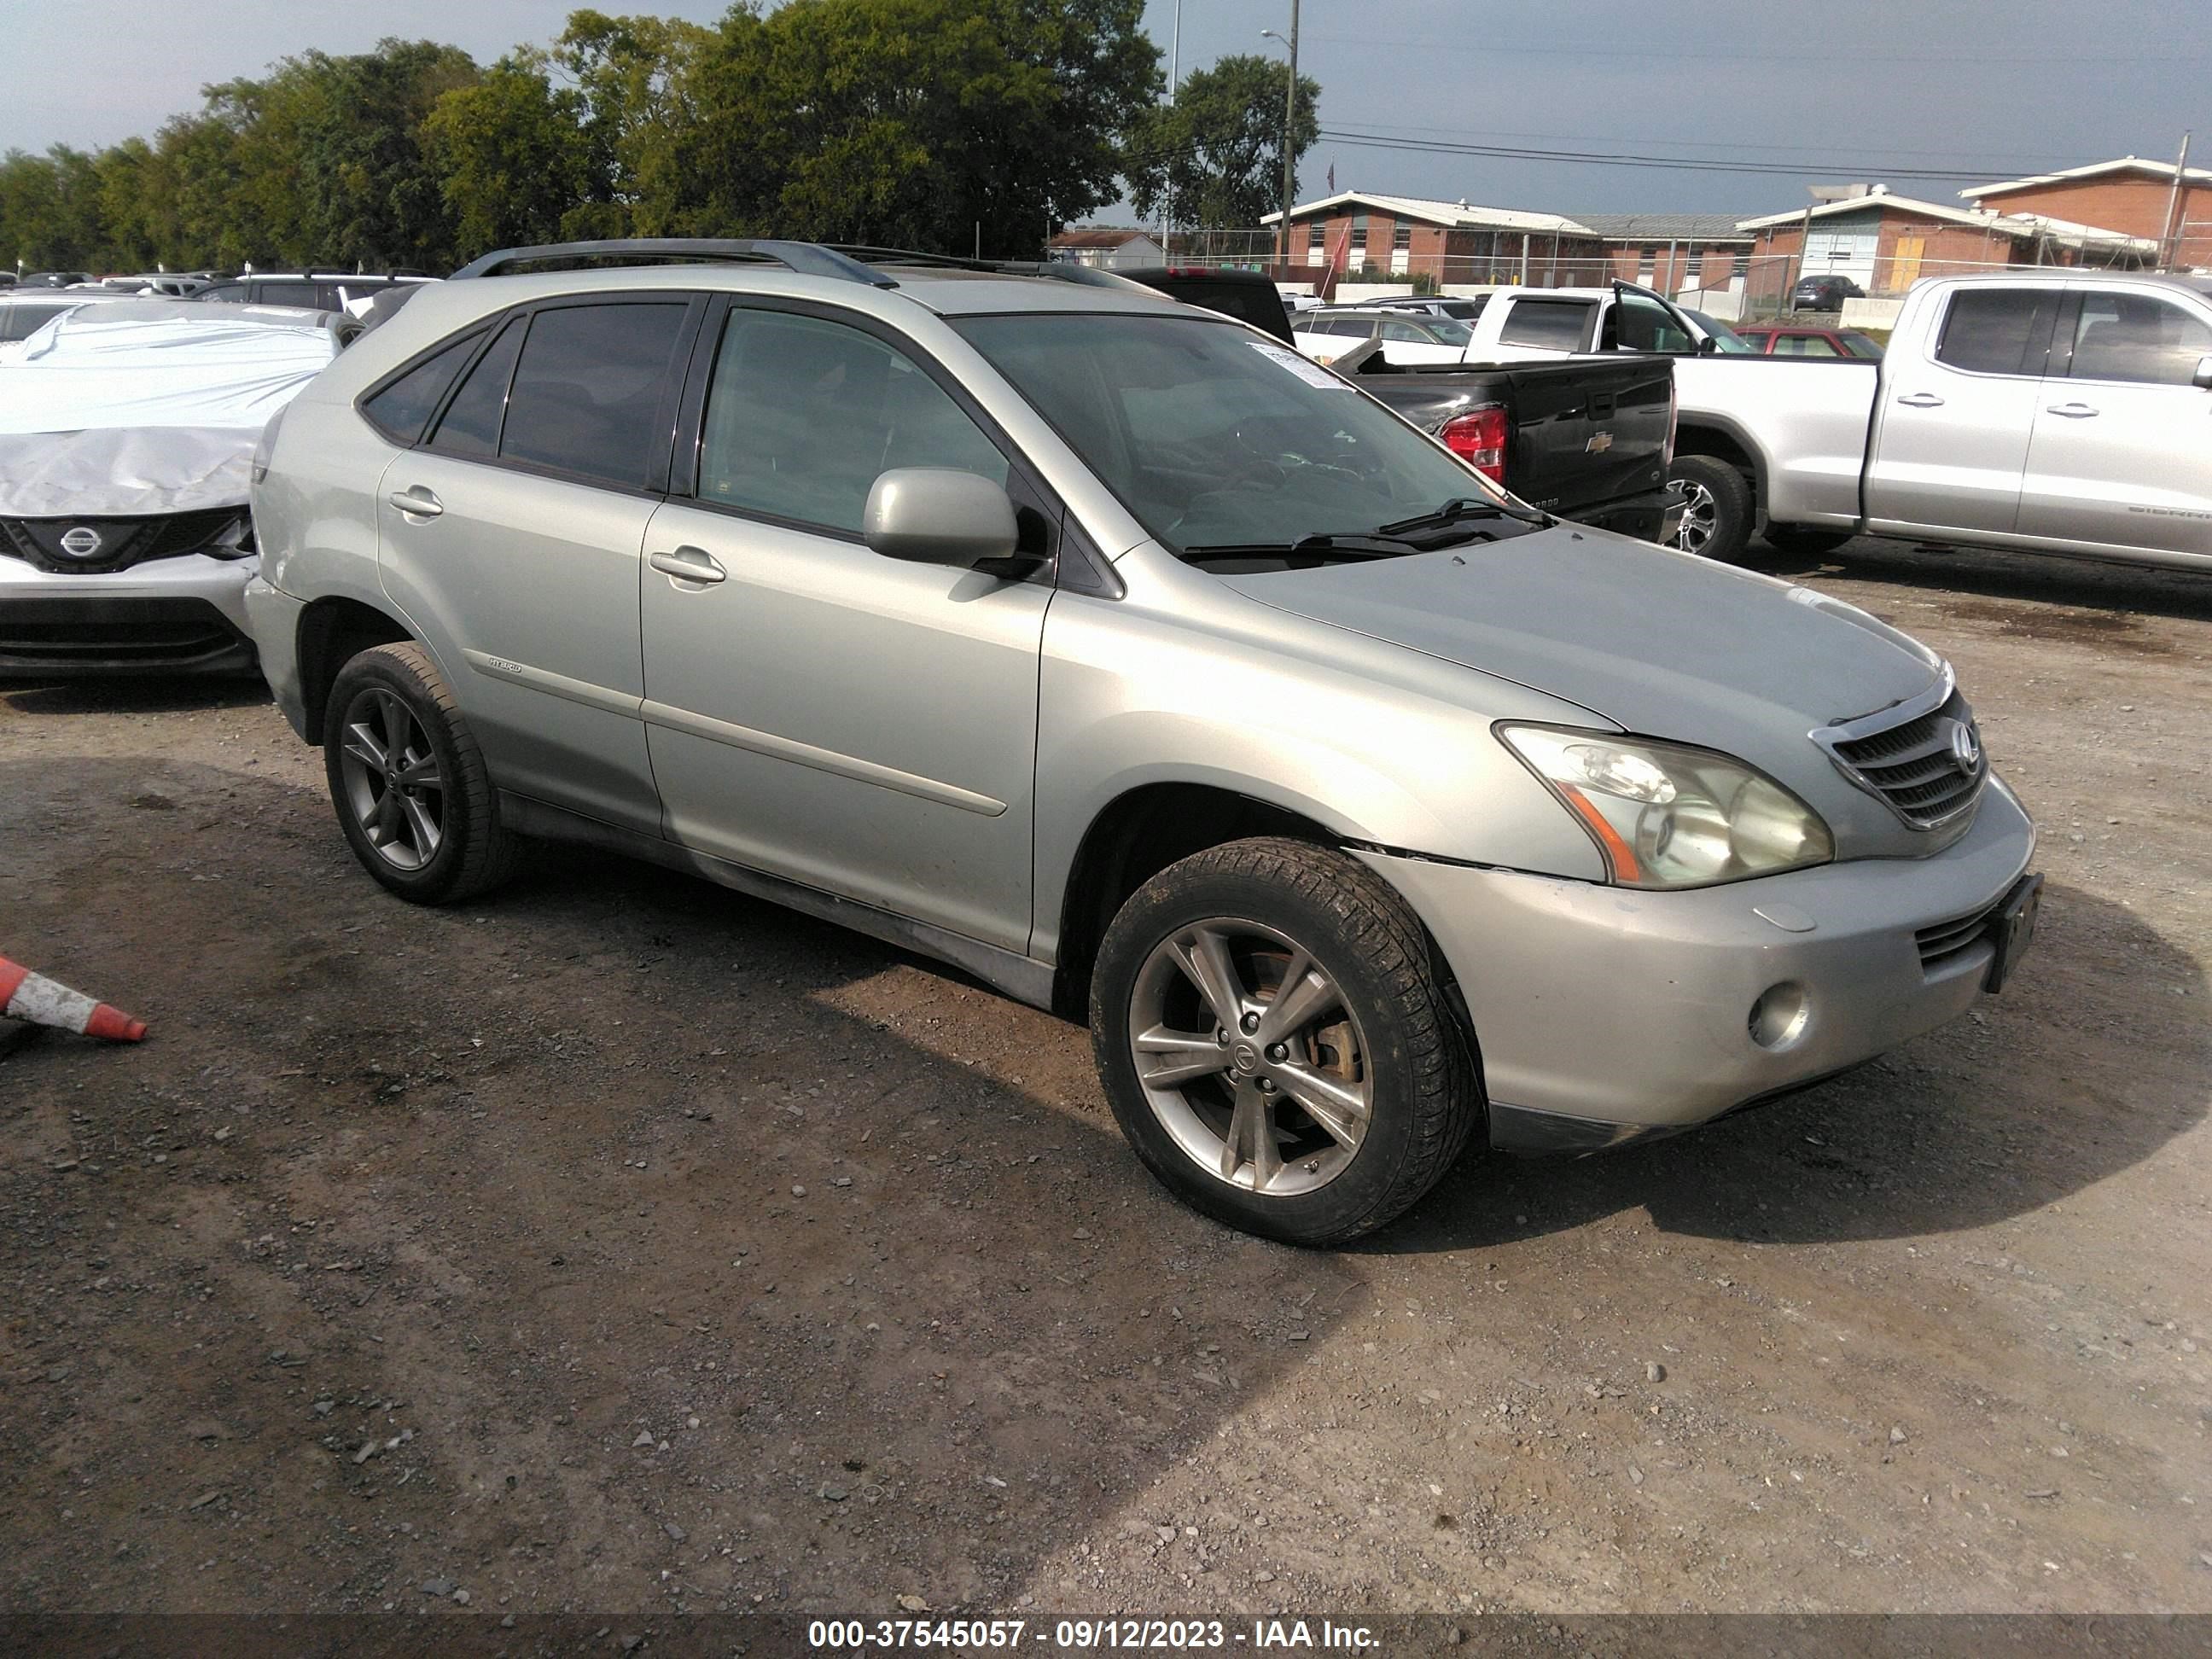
[244, 240, 2039, 1244]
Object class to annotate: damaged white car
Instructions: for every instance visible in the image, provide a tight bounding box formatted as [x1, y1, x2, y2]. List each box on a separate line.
[0, 300, 351, 677]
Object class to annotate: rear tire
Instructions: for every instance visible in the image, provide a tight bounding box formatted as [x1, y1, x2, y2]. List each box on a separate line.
[1764, 522, 1854, 556]
[1090, 837, 1481, 1246]
[323, 642, 519, 905]
[1666, 455, 1753, 564]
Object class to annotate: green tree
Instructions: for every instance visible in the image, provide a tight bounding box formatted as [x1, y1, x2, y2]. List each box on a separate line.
[679, 0, 1161, 253]
[1126, 55, 1319, 232]
[552, 9, 716, 236]
[422, 51, 599, 254]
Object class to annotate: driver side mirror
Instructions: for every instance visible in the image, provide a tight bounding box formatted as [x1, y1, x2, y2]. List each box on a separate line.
[2194, 353, 2212, 391]
[1697, 335, 1719, 356]
[864, 468, 1020, 568]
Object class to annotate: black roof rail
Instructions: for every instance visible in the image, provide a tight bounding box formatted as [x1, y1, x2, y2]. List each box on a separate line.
[826, 246, 1152, 294]
[448, 238, 898, 288]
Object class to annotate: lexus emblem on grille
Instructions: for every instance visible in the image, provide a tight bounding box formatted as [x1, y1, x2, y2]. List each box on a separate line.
[1943, 718, 1982, 777]
[58, 526, 103, 558]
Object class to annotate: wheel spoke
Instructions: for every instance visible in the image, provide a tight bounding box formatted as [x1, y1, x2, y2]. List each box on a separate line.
[1274, 1062, 1369, 1150]
[1222, 1079, 1283, 1191]
[378, 695, 416, 767]
[371, 785, 403, 847]
[399, 792, 442, 859]
[342, 721, 387, 772]
[1172, 925, 1249, 1031]
[1257, 949, 1340, 1043]
[1133, 1025, 1232, 1088]
[397, 757, 442, 789]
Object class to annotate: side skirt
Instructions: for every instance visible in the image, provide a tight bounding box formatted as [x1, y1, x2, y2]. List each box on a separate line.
[495, 790, 1059, 1012]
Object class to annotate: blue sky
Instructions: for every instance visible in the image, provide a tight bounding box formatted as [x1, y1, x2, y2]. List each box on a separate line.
[6, 0, 2206, 220]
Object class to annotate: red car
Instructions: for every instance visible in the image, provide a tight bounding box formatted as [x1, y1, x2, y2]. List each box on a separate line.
[1735, 324, 1883, 358]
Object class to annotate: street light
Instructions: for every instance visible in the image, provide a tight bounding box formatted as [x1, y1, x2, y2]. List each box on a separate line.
[1259, 4, 1301, 271]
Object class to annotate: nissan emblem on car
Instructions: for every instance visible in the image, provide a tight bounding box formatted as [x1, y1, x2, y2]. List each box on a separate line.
[58, 526, 103, 558]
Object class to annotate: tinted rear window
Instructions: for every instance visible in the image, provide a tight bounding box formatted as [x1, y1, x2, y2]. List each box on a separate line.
[1497, 299, 1593, 351]
[428, 315, 527, 457]
[362, 329, 486, 445]
[1137, 276, 1293, 341]
[1934, 289, 2058, 376]
[498, 301, 689, 488]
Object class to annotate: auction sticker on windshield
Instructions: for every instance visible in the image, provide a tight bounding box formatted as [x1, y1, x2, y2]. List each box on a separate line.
[1249, 341, 1350, 388]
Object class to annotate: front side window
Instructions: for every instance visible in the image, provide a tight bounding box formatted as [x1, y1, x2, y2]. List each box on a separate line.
[1614, 292, 1695, 354]
[955, 312, 1513, 562]
[1498, 299, 1593, 351]
[1837, 331, 1884, 358]
[1934, 288, 2058, 376]
[1777, 334, 1839, 357]
[498, 301, 689, 488]
[2064, 291, 2212, 385]
[196, 283, 248, 304]
[257, 280, 322, 308]
[362, 327, 485, 445]
[696, 308, 1007, 535]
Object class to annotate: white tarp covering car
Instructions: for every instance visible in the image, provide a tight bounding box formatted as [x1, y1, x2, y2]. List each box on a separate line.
[0, 300, 346, 676]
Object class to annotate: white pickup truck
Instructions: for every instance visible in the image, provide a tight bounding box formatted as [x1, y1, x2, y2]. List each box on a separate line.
[1456, 273, 2212, 573]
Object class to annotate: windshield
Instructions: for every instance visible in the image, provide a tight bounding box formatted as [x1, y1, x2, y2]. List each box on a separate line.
[955, 312, 1513, 561]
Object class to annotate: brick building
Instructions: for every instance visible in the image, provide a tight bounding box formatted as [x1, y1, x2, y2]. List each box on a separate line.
[1960, 157, 2212, 270]
[1735, 185, 2155, 305]
[1571, 213, 1755, 300]
[1260, 192, 1605, 286]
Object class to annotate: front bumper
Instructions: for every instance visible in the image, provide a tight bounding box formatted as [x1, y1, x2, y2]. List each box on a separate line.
[244, 577, 310, 738]
[0, 550, 259, 676]
[1358, 778, 2039, 1144]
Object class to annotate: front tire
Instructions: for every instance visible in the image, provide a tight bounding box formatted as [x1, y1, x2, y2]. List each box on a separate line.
[323, 642, 518, 905]
[1665, 455, 1753, 564]
[1090, 837, 1481, 1246]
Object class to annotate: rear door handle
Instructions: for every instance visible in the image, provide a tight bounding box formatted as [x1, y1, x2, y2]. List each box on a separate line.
[2045, 401, 2099, 418]
[1895, 393, 1946, 408]
[648, 546, 726, 586]
[388, 486, 442, 518]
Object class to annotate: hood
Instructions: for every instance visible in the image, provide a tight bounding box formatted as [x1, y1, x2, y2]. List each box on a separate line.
[1221, 525, 1952, 853]
[0, 427, 259, 518]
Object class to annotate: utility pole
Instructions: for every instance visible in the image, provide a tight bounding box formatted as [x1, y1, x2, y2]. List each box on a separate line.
[1161, 0, 1182, 259]
[1262, 2, 1301, 271]
[2158, 131, 2192, 270]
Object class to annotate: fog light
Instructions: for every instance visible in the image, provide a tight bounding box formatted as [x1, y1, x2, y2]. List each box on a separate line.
[1749, 981, 1811, 1051]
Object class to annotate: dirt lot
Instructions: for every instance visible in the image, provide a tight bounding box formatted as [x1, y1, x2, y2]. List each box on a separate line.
[3, 538, 2209, 1621]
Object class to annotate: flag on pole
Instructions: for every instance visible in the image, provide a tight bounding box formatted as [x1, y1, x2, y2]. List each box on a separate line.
[1327, 164, 1335, 193]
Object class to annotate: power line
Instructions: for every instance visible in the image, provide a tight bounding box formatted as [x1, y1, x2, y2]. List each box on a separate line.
[1314, 127, 2075, 182]
[1302, 32, 2210, 66]
[1322, 117, 2090, 172]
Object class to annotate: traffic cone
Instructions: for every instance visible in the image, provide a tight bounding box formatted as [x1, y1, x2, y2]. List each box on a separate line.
[0, 956, 147, 1043]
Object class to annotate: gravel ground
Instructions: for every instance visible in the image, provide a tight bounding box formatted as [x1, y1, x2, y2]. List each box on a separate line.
[2, 536, 2209, 1620]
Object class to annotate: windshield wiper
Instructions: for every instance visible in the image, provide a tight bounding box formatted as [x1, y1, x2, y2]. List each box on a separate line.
[1183, 533, 1423, 564]
[1376, 495, 1551, 536]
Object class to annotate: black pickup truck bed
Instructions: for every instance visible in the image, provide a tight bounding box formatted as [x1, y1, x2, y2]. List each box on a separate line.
[1324, 341, 1677, 543]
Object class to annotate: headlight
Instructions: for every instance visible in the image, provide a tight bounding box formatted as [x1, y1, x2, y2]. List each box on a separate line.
[1497, 724, 1833, 889]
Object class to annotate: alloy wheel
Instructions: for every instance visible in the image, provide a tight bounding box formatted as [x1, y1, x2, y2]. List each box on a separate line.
[1670, 480, 1716, 555]
[337, 687, 445, 871]
[1127, 918, 1374, 1197]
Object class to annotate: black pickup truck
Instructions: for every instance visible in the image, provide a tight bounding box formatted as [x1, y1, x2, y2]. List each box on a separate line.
[1323, 339, 1679, 544]
[1114, 268, 1679, 544]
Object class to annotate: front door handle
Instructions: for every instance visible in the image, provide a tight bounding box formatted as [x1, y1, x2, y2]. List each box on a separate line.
[648, 546, 727, 586]
[388, 486, 443, 519]
[2045, 401, 2099, 418]
[1895, 393, 1946, 409]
